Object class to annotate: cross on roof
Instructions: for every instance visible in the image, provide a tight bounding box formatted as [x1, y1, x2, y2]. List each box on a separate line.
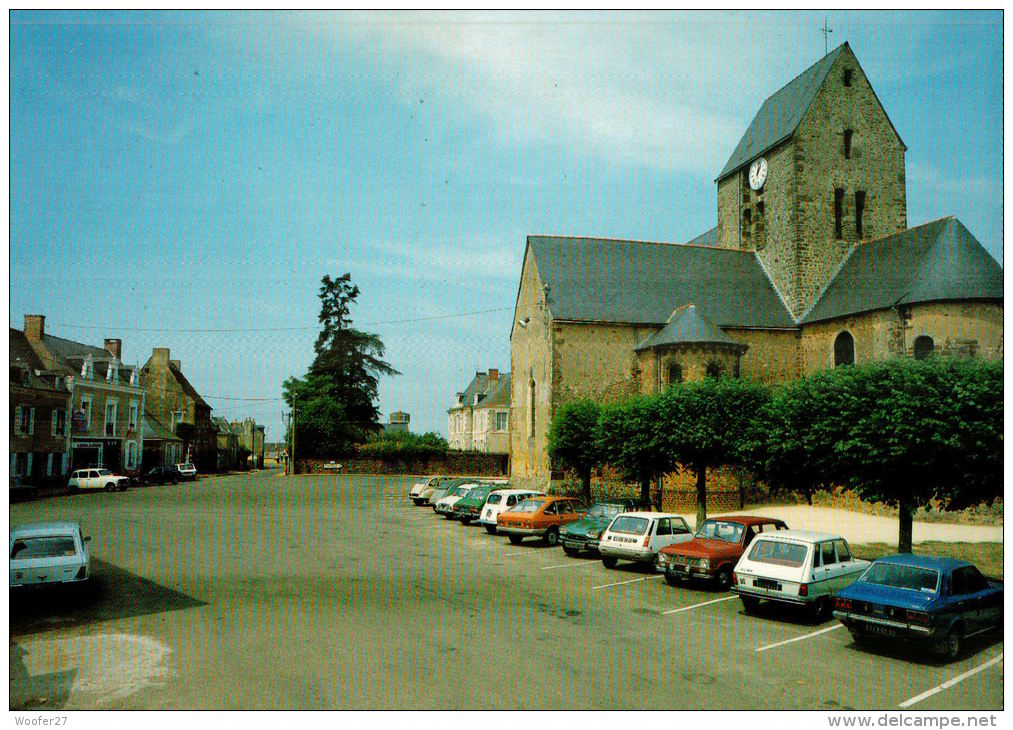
[821, 17, 833, 57]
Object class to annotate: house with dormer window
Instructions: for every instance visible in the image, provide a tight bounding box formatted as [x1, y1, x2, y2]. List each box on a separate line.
[448, 369, 511, 454]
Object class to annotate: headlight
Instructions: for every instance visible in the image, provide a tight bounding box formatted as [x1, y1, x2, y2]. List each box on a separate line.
[587, 531, 600, 540]
[658, 553, 668, 565]
[700, 559, 710, 570]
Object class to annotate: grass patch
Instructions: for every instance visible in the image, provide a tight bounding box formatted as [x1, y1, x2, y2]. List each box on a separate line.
[851, 541, 1004, 581]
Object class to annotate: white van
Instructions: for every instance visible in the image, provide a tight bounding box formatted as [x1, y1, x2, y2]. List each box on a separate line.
[731, 529, 869, 620]
[598, 512, 693, 569]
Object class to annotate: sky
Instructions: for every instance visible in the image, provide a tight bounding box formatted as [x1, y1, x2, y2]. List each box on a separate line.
[9, 10, 1004, 441]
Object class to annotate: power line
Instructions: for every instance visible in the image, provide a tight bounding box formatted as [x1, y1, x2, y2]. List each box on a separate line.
[30, 306, 513, 334]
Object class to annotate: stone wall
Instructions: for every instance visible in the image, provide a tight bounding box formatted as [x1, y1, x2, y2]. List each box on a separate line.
[298, 451, 509, 476]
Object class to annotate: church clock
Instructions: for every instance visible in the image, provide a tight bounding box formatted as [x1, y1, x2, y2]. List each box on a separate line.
[748, 157, 768, 191]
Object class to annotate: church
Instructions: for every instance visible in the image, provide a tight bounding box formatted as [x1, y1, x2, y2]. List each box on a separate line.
[508, 42, 1003, 486]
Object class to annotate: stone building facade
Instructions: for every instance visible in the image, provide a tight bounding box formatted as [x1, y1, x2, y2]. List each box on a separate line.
[448, 369, 512, 454]
[509, 43, 1002, 489]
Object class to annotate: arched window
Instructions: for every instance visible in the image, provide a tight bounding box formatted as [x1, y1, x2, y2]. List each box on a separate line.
[913, 335, 935, 360]
[667, 362, 683, 386]
[834, 331, 855, 367]
[528, 379, 536, 437]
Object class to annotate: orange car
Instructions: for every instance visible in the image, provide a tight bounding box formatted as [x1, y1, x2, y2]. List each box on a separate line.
[496, 495, 587, 546]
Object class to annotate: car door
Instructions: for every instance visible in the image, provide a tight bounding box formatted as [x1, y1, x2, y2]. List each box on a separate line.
[811, 541, 836, 598]
[654, 518, 674, 550]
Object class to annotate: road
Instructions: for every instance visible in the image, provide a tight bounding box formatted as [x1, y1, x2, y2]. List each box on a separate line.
[9, 471, 1004, 710]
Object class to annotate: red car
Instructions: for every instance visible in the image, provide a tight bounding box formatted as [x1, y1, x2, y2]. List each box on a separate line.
[657, 515, 788, 590]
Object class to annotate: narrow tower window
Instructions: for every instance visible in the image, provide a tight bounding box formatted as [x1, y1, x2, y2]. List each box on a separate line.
[843, 69, 853, 87]
[528, 379, 536, 438]
[667, 363, 683, 386]
[855, 191, 866, 238]
[843, 129, 853, 159]
[834, 332, 855, 367]
[834, 188, 844, 239]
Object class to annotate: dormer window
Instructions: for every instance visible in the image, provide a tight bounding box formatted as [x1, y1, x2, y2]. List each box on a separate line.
[842, 69, 853, 87]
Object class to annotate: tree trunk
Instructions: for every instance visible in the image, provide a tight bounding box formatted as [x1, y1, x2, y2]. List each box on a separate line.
[581, 468, 592, 506]
[898, 494, 914, 554]
[640, 477, 652, 511]
[695, 463, 707, 529]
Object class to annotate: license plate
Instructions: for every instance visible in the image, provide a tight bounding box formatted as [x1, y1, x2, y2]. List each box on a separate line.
[867, 624, 897, 637]
[754, 578, 781, 591]
[564, 541, 581, 549]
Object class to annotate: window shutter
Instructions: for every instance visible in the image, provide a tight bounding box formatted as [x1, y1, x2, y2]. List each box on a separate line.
[52, 410, 58, 436]
[26, 452, 33, 475]
[29, 408, 35, 435]
[14, 406, 22, 435]
[62, 453, 69, 475]
[46, 453, 53, 476]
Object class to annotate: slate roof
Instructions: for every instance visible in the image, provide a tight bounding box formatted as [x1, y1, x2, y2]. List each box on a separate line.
[451, 371, 512, 411]
[39, 332, 111, 365]
[635, 304, 745, 350]
[526, 236, 795, 329]
[168, 363, 211, 410]
[803, 217, 1003, 323]
[144, 412, 182, 442]
[688, 226, 718, 246]
[10, 329, 46, 370]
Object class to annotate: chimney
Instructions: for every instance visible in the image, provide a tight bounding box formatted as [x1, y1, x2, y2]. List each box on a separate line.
[170, 359, 181, 370]
[488, 368, 499, 382]
[152, 347, 170, 368]
[104, 339, 122, 360]
[24, 315, 45, 342]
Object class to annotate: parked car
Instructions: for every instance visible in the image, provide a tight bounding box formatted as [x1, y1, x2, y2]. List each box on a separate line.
[598, 512, 693, 569]
[137, 466, 181, 486]
[657, 515, 788, 590]
[427, 477, 473, 509]
[67, 468, 131, 492]
[452, 484, 500, 525]
[559, 501, 637, 556]
[833, 554, 1003, 660]
[10, 522, 91, 588]
[478, 488, 545, 534]
[496, 495, 587, 546]
[732, 529, 869, 621]
[434, 483, 482, 517]
[174, 463, 198, 481]
[409, 475, 446, 505]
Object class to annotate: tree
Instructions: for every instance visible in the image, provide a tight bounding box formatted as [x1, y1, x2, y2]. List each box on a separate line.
[661, 376, 771, 529]
[284, 274, 400, 457]
[547, 399, 602, 505]
[597, 394, 671, 509]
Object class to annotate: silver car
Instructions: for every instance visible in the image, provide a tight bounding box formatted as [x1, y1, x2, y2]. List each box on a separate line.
[10, 522, 91, 587]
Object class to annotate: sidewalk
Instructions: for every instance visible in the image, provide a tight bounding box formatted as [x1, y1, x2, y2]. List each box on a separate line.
[676, 505, 1002, 545]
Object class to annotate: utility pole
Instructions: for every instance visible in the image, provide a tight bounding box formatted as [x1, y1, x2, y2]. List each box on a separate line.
[290, 392, 297, 476]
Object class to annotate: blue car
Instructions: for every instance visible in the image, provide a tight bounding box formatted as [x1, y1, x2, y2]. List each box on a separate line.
[833, 554, 1002, 660]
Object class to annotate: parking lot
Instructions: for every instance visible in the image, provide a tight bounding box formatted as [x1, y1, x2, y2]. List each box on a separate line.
[9, 472, 1003, 710]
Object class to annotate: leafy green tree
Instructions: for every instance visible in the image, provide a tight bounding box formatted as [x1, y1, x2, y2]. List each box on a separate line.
[547, 399, 602, 505]
[359, 430, 449, 459]
[284, 273, 400, 457]
[597, 394, 671, 509]
[661, 376, 771, 529]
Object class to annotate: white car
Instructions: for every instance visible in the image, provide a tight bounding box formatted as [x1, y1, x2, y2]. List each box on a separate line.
[434, 483, 481, 517]
[10, 522, 91, 587]
[598, 512, 693, 569]
[67, 468, 131, 492]
[478, 489, 545, 534]
[731, 529, 870, 620]
[174, 463, 198, 481]
[409, 476, 445, 505]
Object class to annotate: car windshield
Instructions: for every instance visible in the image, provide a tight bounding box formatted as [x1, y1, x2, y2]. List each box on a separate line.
[747, 540, 808, 568]
[862, 562, 940, 594]
[11, 536, 77, 559]
[608, 516, 649, 536]
[589, 503, 624, 519]
[511, 499, 543, 513]
[453, 486, 472, 497]
[696, 520, 744, 543]
[96, 469, 112, 476]
[181, 464, 194, 470]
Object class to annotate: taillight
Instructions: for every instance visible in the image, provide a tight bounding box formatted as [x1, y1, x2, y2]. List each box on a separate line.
[798, 583, 808, 597]
[734, 572, 743, 585]
[643, 535, 651, 548]
[836, 597, 851, 610]
[906, 610, 930, 626]
[75, 566, 87, 580]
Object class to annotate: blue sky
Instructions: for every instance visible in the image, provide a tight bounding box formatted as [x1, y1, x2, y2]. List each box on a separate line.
[9, 10, 1003, 440]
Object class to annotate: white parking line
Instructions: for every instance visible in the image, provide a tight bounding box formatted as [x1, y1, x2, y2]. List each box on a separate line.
[755, 623, 844, 652]
[503, 551, 529, 557]
[541, 560, 597, 570]
[662, 595, 737, 615]
[592, 575, 663, 590]
[898, 654, 1004, 708]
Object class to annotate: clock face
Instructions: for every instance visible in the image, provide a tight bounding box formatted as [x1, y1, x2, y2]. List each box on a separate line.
[748, 157, 768, 191]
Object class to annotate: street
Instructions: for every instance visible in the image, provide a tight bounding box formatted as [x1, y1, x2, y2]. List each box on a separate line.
[9, 472, 1004, 710]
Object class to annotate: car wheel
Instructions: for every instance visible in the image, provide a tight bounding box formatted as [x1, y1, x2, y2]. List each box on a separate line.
[411, 498, 422, 506]
[460, 517, 472, 525]
[602, 556, 618, 569]
[484, 525, 497, 535]
[562, 545, 579, 557]
[716, 566, 733, 592]
[664, 571, 681, 587]
[508, 535, 523, 546]
[811, 597, 833, 623]
[740, 595, 761, 614]
[105, 483, 115, 492]
[941, 628, 963, 661]
[544, 527, 560, 547]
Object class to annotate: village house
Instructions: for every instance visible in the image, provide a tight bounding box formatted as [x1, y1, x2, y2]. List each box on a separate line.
[448, 369, 511, 454]
[509, 43, 1003, 497]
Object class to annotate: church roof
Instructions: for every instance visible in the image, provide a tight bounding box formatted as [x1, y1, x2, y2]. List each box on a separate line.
[717, 43, 846, 181]
[688, 226, 718, 246]
[635, 304, 745, 350]
[802, 217, 1004, 323]
[526, 236, 796, 329]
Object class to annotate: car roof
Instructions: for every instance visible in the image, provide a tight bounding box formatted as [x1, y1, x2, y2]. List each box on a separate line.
[492, 488, 544, 496]
[872, 553, 971, 572]
[753, 528, 841, 544]
[706, 515, 786, 526]
[11, 522, 82, 537]
[613, 511, 681, 520]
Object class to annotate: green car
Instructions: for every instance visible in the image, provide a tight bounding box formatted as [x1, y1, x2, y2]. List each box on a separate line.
[452, 484, 500, 525]
[559, 501, 637, 556]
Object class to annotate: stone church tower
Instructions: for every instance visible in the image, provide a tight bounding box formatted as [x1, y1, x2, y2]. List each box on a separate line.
[716, 43, 908, 320]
